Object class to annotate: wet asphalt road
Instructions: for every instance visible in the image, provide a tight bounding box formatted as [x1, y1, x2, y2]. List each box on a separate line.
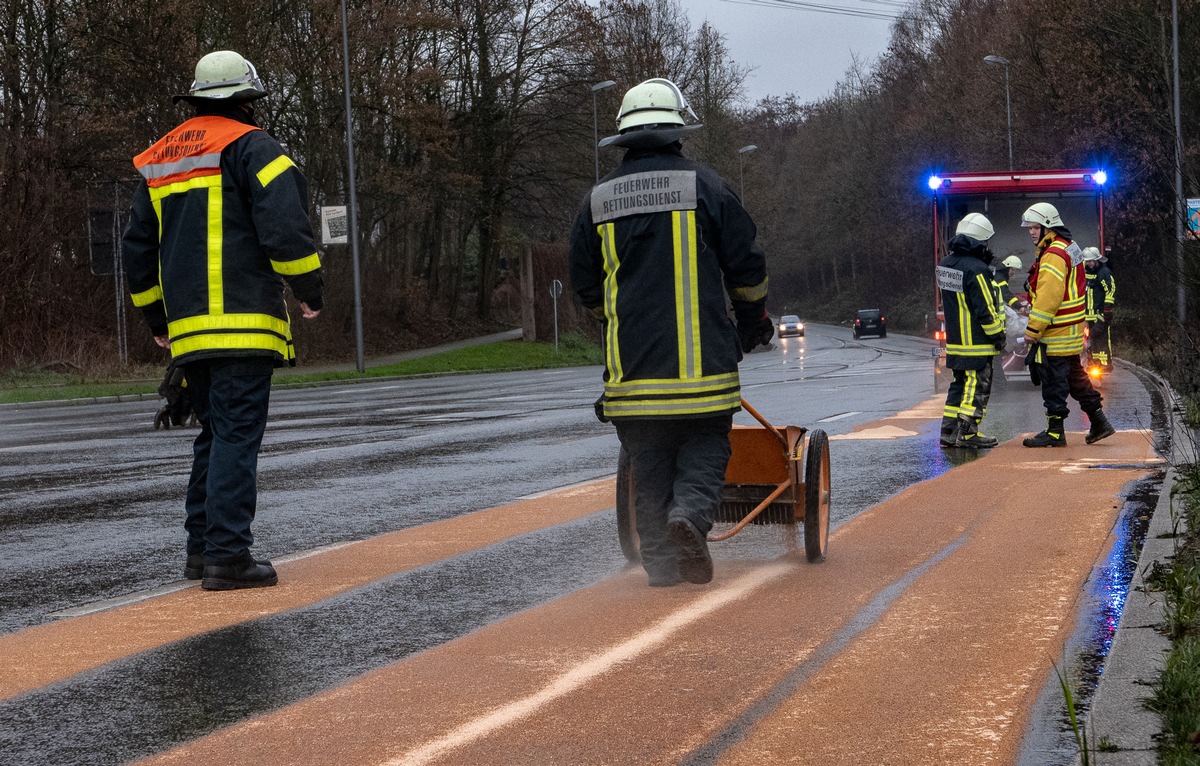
[0, 324, 1163, 765]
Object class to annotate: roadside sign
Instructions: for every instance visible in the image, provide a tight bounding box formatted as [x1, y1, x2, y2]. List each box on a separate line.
[321, 206, 349, 245]
[1187, 198, 1200, 239]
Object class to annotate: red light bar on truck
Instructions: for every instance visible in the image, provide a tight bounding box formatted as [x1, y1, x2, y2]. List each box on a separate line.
[927, 169, 1107, 194]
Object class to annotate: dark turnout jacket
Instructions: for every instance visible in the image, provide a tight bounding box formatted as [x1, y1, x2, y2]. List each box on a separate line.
[937, 235, 1006, 370]
[123, 107, 323, 366]
[568, 144, 768, 420]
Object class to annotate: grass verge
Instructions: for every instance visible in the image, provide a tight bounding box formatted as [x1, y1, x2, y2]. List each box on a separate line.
[1146, 460, 1200, 764]
[0, 332, 603, 405]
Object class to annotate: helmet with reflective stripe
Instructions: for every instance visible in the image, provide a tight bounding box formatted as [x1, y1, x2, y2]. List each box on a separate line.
[955, 213, 994, 243]
[615, 78, 696, 132]
[177, 51, 268, 103]
[1021, 202, 1064, 229]
[1081, 246, 1102, 261]
[598, 78, 703, 149]
[1002, 255, 1023, 269]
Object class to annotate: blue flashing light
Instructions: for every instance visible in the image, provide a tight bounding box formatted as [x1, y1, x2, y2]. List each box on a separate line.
[1093, 170, 1108, 185]
[928, 175, 943, 191]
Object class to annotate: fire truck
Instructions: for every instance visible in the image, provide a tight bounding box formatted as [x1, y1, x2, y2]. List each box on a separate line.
[928, 168, 1109, 390]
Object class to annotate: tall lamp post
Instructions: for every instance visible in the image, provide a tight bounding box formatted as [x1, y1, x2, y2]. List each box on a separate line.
[983, 55, 1013, 171]
[738, 144, 757, 202]
[341, 0, 365, 372]
[591, 80, 617, 182]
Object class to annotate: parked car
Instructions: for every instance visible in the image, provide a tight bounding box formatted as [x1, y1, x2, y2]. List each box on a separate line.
[853, 309, 887, 339]
[777, 314, 805, 338]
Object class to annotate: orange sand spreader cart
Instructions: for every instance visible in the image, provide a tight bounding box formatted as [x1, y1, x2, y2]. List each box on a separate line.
[615, 398, 831, 564]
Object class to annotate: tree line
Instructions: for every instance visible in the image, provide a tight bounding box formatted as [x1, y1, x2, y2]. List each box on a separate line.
[1, 0, 1197, 392]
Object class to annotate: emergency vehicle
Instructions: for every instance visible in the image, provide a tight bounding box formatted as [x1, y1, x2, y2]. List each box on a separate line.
[928, 168, 1109, 390]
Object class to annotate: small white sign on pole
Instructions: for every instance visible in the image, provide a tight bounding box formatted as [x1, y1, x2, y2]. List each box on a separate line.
[321, 205, 349, 245]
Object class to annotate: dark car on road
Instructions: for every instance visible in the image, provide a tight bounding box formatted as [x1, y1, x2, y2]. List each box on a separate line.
[853, 309, 887, 339]
[777, 314, 805, 338]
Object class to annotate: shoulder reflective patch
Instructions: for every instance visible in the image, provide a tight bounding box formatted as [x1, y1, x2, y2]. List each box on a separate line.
[591, 170, 697, 223]
[936, 265, 964, 293]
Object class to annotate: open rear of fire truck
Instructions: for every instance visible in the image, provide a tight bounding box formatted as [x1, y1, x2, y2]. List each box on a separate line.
[928, 168, 1109, 391]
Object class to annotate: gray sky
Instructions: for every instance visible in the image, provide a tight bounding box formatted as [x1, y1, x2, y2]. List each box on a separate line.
[681, 0, 899, 105]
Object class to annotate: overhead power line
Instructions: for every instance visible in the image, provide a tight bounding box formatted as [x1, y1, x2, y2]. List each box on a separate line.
[718, 0, 907, 21]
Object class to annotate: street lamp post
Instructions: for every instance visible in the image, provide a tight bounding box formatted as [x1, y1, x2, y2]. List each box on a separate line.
[591, 80, 617, 183]
[341, 0, 365, 372]
[983, 55, 1013, 171]
[738, 144, 758, 202]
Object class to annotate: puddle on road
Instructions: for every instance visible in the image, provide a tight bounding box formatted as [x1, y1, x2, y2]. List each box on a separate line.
[1017, 468, 1164, 765]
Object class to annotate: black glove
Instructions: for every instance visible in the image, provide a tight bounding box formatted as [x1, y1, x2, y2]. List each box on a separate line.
[989, 333, 1006, 351]
[733, 301, 774, 353]
[1102, 307, 1113, 325]
[593, 395, 610, 424]
[738, 314, 774, 353]
[1024, 342, 1042, 387]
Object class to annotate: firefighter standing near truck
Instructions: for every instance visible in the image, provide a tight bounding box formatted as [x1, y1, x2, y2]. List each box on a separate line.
[938, 213, 1007, 448]
[993, 255, 1028, 311]
[1019, 203, 1115, 447]
[123, 51, 324, 590]
[1082, 247, 1116, 370]
[569, 77, 772, 587]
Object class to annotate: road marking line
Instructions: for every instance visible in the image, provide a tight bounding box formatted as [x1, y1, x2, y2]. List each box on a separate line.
[816, 411, 860, 423]
[381, 563, 791, 766]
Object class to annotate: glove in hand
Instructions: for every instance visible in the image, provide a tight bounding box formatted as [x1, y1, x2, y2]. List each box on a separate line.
[738, 314, 774, 353]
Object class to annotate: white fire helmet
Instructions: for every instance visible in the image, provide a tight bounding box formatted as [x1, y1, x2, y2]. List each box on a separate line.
[1081, 246, 1102, 262]
[1021, 202, 1064, 229]
[177, 51, 267, 103]
[955, 212, 995, 243]
[614, 78, 697, 132]
[1002, 255, 1023, 269]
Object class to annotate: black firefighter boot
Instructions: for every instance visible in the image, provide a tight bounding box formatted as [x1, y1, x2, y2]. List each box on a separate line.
[939, 416, 960, 448]
[1085, 408, 1116, 444]
[1024, 416, 1067, 447]
[954, 416, 998, 449]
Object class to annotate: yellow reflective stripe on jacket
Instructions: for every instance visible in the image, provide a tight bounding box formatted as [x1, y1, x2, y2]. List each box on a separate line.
[207, 177, 224, 314]
[169, 332, 292, 359]
[604, 372, 739, 398]
[167, 313, 294, 360]
[256, 155, 296, 188]
[602, 390, 743, 418]
[673, 210, 701, 379]
[148, 174, 226, 315]
[946, 343, 996, 356]
[271, 252, 322, 276]
[729, 276, 768, 303]
[131, 284, 163, 307]
[598, 222, 623, 383]
[976, 273, 1005, 335]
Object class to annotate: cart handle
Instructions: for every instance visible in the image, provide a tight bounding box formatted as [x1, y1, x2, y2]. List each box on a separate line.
[740, 397, 789, 450]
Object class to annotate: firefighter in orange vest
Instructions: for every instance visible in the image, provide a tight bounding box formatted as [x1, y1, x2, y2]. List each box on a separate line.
[123, 51, 324, 589]
[1020, 203, 1114, 447]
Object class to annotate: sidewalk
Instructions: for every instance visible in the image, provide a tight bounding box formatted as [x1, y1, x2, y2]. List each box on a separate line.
[1074, 363, 1196, 765]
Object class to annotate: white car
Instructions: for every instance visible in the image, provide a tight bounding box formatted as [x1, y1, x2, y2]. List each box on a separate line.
[778, 315, 805, 338]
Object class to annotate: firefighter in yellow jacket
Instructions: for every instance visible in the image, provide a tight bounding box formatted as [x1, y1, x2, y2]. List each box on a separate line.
[123, 51, 324, 589]
[569, 78, 771, 587]
[1019, 203, 1114, 447]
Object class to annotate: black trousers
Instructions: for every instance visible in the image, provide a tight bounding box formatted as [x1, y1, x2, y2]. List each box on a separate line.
[183, 357, 275, 563]
[614, 414, 733, 578]
[1038, 354, 1102, 418]
[943, 359, 994, 421]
